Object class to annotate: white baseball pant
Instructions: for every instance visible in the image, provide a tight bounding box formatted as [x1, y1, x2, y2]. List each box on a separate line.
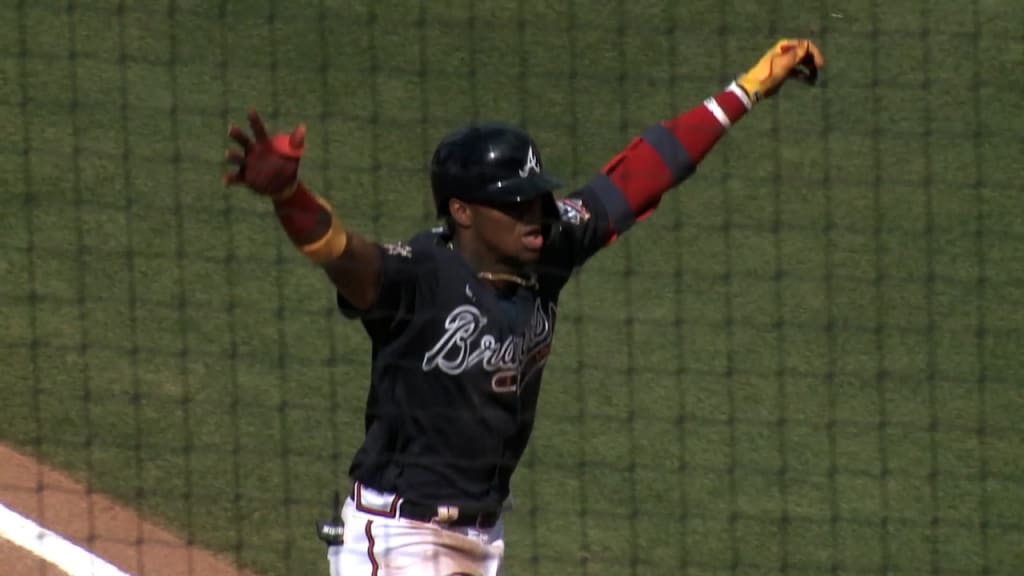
[327, 483, 506, 576]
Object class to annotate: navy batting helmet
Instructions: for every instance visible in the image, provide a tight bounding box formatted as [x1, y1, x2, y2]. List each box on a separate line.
[430, 122, 562, 218]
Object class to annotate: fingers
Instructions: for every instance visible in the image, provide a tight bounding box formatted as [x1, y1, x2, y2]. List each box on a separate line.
[248, 109, 270, 142]
[790, 39, 825, 68]
[228, 125, 251, 151]
[806, 41, 826, 68]
[777, 40, 799, 55]
[225, 147, 244, 166]
[290, 123, 306, 150]
[223, 146, 245, 187]
[225, 148, 245, 165]
[775, 39, 825, 68]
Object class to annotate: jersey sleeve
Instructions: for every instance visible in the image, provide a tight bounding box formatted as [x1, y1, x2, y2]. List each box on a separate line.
[336, 234, 436, 336]
[545, 82, 753, 275]
[545, 185, 618, 271]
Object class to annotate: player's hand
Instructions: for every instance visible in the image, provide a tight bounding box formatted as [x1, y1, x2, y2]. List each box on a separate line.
[737, 39, 825, 103]
[224, 109, 306, 199]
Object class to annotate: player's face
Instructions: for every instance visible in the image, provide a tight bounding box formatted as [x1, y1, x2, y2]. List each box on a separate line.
[472, 196, 546, 267]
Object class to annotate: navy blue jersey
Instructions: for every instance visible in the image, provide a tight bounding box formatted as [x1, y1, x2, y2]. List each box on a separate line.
[337, 183, 627, 509]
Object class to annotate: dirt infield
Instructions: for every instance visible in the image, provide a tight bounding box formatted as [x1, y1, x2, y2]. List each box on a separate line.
[0, 444, 253, 576]
[1, 537, 67, 575]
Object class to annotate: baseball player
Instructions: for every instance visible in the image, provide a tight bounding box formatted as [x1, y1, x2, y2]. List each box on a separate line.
[223, 39, 824, 576]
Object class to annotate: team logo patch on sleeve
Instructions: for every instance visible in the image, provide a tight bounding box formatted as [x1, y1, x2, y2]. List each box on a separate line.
[382, 241, 413, 258]
[556, 198, 591, 225]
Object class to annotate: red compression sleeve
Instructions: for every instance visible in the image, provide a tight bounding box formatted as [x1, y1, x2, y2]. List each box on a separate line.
[597, 82, 753, 237]
[273, 181, 333, 246]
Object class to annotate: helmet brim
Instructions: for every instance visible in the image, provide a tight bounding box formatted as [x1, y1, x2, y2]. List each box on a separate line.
[472, 173, 563, 205]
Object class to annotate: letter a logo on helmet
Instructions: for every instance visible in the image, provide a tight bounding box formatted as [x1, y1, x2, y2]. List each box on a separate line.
[519, 146, 541, 177]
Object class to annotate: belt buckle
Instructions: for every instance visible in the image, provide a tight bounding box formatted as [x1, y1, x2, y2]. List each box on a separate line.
[432, 504, 459, 525]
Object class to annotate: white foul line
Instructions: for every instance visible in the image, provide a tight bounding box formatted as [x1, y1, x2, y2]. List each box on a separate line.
[0, 503, 132, 576]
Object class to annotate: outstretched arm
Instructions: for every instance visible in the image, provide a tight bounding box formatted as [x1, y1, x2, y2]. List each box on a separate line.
[577, 39, 825, 248]
[223, 111, 382, 311]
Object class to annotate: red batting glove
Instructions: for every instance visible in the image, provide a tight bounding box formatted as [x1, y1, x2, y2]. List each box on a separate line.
[224, 109, 306, 199]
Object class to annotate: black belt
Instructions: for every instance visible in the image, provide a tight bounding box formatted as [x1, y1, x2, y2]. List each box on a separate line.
[397, 499, 501, 529]
[351, 483, 501, 529]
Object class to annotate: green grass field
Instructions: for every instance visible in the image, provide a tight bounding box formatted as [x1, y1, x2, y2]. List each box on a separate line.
[2, 1, 1023, 574]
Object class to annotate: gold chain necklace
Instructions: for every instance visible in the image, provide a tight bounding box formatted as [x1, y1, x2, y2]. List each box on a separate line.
[477, 271, 539, 290]
[447, 240, 539, 290]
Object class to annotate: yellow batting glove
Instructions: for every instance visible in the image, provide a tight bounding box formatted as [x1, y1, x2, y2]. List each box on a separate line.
[737, 39, 825, 104]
